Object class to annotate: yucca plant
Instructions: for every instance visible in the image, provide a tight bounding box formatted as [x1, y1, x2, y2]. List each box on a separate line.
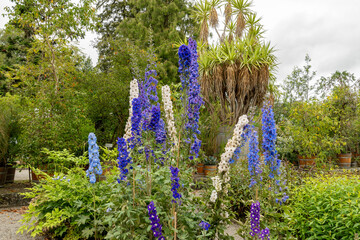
[193, 0, 277, 125]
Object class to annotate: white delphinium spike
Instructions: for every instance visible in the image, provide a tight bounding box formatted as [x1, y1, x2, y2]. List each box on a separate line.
[161, 85, 178, 150]
[210, 190, 218, 202]
[211, 176, 222, 192]
[218, 115, 248, 177]
[123, 79, 139, 140]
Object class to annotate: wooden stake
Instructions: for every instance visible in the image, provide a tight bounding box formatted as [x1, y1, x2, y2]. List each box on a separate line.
[174, 211, 177, 240]
[132, 169, 136, 207]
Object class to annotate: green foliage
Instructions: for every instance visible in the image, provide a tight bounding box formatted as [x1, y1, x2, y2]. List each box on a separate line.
[282, 54, 316, 103]
[82, 42, 150, 144]
[280, 100, 343, 160]
[228, 160, 298, 239]
[0, 25, 32, 95]
[41, 148, 88, 172]
[18, 167, 108, 239]
[4, 0, 97, 165]
[285, 173, 360, 239]
[0, 93, 22, 165]
[104, 165, 204, 240]
[96, 0, 198, 84]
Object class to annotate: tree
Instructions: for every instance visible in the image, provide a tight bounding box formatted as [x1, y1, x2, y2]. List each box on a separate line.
[5, 0, 97, 162]
[193, 0, 277, 125]
[282, 54, 316, 103]
[0, 25, 33, 95]
[96, 0, 198, 84]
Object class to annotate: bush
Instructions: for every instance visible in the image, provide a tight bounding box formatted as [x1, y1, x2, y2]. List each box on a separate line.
[285, 173, 360, 239]
[228, 159, 298, 239]
[18, 167, 109, 239]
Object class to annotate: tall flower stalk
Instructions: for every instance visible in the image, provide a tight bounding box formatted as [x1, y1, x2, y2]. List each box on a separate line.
[248, 128, 262, 188]
[161, 85, 178, 151]
[86, 133, 102, 184]
[124, 79, 139, 141]
[178, 38, 204, 160]
[209, 115, 248, 219]
[249, 201, 270, 240]
[147, 201, 165, 240]
[117, 137, 132, 182]
[261, 104, 281, 179]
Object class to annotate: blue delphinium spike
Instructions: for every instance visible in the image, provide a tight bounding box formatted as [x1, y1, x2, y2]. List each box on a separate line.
[86, 133, 102, 184]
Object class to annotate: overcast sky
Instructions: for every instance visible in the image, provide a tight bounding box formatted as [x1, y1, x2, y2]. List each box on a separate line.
[1, 0, 360, 83]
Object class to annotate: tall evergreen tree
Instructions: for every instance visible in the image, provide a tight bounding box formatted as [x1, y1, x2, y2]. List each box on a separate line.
[96, 0, 198, 83]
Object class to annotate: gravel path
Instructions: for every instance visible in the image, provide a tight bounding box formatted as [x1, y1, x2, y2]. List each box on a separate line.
[0, 206, 242, 240]
[0, 207, 43, 240]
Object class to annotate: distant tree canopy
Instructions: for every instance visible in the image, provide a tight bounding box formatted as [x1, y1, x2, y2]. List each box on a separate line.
[96, 0, 198, 84]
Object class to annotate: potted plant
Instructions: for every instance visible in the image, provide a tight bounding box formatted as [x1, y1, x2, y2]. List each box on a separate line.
[285, 101, 342, 168]
[204, 156, 218, 176]
[326, 86, 358, 168]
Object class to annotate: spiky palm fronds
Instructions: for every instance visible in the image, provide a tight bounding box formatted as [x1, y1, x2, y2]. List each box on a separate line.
[224, 1, 232, 25]
[209, 0, 222, 27]
[226, 21, 236, 42]
[193, 0, 212, 43]
[231, 0, 253, 38]
[194, 0, 276, 124]
[198, 38, 277, 124]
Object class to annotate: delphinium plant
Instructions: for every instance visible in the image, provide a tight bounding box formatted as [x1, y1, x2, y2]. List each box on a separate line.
[103, 38, 208, 239]
[249, 202, 270, 240]
[86, 133, 103, 240]
[205, 114, 249, 239]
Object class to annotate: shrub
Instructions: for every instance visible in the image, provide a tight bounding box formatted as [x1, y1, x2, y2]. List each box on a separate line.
[285, 173, 360, 239]
[18, 167, 109, 239]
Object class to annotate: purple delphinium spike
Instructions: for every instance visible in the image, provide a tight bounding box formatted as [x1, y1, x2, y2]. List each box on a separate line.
[86, 133, 102, 184]
[147, 201, 165, 239]
[249, 201, 270, 240]
[130, 98, 142, 148]
[148, 105, 161, 131]
[178, 45, 191, 90]
[178, 38, 203, 159]
[117, 137, 132, 182]
[170, 166, 181, 203]
[130, 69, 167, 149]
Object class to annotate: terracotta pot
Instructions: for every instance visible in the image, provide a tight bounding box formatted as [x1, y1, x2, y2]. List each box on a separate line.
[298, 155, 316, 168]
[337, 153, 351, 169]
[6, 165, 16, 183]
[204, 165, 217, 176]
[0, 167, 7, 187]
[196, 163, 205, 175]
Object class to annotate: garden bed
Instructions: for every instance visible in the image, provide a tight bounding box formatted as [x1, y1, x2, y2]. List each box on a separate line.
[0, 182, 32, 208]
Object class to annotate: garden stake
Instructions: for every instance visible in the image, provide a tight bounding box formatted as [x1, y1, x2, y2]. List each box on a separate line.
[92, 185, 97, 240]
[132, 169, 136, 207]
[176, 131, 182, 168]
[174, 210, 177, 240]
[149, 155, 152, 196]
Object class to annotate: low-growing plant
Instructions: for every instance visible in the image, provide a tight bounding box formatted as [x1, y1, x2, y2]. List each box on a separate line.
[285, 173, 360, 239]
[18, 167, 109, 239]
[229, 159, 298, 239]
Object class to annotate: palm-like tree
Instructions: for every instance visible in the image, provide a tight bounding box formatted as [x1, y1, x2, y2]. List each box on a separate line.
[193, 0, 277, 125]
